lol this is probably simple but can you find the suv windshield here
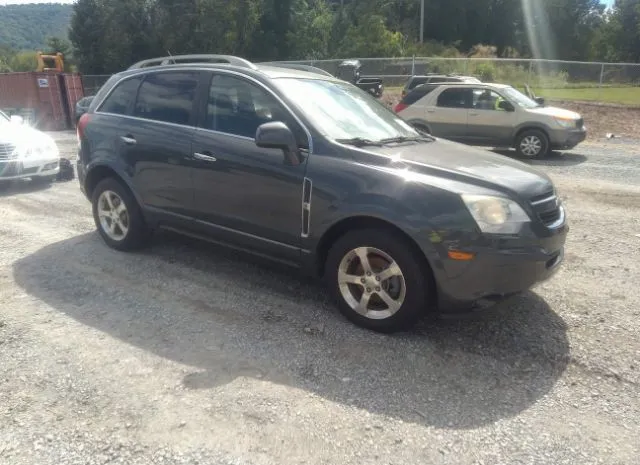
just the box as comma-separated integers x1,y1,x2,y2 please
501,86,540,109
276,78,420,142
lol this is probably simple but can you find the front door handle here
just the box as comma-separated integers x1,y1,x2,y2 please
121,135,136,145
469,112,479,116
194,152,217,162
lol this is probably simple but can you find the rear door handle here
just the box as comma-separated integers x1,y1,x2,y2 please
469,112,479,116
194,152,217,162
121,135,136,145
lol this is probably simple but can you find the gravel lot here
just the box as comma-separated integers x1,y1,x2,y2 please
1,132,639,465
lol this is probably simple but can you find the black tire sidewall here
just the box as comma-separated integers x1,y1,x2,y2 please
91,177,149,251
516,129,549,158
325,228,432,333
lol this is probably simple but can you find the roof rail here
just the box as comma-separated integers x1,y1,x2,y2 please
127,54,258,70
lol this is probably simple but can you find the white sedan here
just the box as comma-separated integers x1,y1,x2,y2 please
0,110,60,183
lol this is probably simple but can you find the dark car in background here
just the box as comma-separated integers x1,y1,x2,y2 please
76,54,568,333
401,74,481,97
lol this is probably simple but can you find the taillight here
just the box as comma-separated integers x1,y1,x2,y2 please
394,102,408,113
77,113,91,142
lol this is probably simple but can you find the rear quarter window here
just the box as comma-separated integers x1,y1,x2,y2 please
97,77,142,115
401,85,437,105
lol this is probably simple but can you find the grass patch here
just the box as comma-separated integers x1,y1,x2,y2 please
533,87,640,106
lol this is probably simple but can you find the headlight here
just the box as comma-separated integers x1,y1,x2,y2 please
462,194,530,234
555,117,576,129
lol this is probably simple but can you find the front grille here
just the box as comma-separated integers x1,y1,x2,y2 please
0,143,17,161
530,190,563,228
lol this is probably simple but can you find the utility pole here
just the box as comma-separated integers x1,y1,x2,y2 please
420,0,424,43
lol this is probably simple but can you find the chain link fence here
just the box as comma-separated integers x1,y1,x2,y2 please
82,57,640,105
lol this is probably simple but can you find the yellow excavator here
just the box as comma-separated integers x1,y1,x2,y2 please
36,52,64,72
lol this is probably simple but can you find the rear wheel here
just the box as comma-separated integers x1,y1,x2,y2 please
325,229,433,333
91,177,151,251
515,129,549,159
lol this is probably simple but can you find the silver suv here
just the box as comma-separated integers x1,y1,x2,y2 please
395,82,587,158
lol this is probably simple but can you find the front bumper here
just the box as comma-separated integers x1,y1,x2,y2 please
549,127,587,150
0,158,60,180
434,224,568,314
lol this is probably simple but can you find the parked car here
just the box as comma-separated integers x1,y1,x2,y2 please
394,82,587,158
401,74,481,98
336,60,384,98
76,54,568,333
0,110,60,183
75,96,94,125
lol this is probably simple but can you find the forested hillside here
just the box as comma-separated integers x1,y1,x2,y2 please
0,4,73,51
0,0,639,75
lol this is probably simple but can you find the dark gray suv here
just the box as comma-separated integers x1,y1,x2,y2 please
76,54,568,333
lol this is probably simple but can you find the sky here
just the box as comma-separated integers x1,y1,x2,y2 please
0,0,617,4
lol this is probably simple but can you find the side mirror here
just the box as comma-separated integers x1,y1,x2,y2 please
10,115,24,125
498,100,515,112
255,121,300,165
534,97,545,106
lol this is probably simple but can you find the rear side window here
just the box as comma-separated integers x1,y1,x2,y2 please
98,77,141,115
401,85,436,105
437,88,472,108
133,72,199,126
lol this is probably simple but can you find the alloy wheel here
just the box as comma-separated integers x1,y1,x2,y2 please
97,190,129,241
519,135,542,157
337,247,406,320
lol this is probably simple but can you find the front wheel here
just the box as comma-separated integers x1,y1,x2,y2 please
325,229,433,333
515,129,549,159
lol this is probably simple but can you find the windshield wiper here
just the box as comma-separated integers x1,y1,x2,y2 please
378,135,434,145
335,137,384,147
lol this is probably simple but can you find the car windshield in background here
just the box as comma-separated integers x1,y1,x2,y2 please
276,78,420,142
501,86,540,109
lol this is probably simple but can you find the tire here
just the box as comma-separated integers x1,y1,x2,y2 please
91,177,151,251
515,129,549,159
325,228,433,333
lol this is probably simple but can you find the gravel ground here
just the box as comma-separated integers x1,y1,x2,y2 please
1,132,639,465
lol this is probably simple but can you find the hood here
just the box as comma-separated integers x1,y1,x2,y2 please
356,138,554,200
0,122,53,147
527,105,581,119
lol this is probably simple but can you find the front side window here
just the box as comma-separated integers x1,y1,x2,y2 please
436,88,473,109
273,78,419,141
98,77,142,115
206,74,307,146
472,89,507,111
133,72,199,125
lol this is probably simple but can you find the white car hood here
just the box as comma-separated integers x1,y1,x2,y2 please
527,106,581,119
0,122,52,147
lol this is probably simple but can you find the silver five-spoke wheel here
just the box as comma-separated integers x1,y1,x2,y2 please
519,135,542,157
337,246,406,320
97,190,129,241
